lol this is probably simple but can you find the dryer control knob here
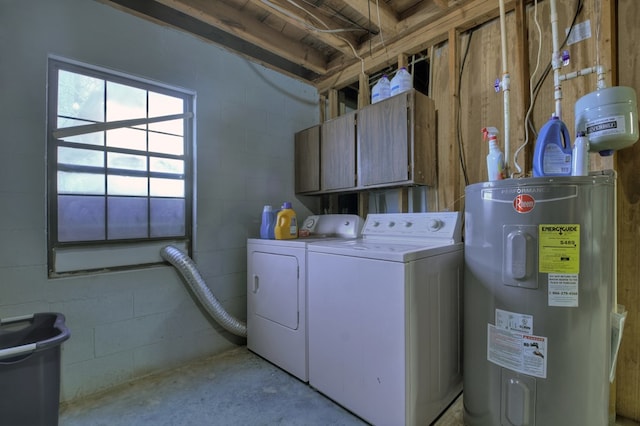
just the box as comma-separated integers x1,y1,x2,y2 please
428,219,443,231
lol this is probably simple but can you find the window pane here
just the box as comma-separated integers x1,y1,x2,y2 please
150,198,185,237
58,70,104,123
49,59,192,272
150,157,183,174
149,92,183,135
106,127,147,151
108,197,148,239
59,147,104,167
108,152,147,171
106,81,146,124
149,132,183,155
150,178,184,197
58,195,105,242
108,175,148,196
58,171,104,194
56,118,104,146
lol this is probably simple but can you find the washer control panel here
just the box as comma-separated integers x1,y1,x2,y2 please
362,212,462,242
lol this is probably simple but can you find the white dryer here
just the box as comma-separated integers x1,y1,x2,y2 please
307,212,463,426
246,214,362,382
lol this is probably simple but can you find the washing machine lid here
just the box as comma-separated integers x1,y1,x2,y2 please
308,212,462,262
308,238,461,262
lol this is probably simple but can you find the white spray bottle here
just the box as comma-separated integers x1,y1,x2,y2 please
483,127,505,181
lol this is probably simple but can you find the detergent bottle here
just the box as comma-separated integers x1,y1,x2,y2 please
259,205,276,239
533,116,572,177
483,127,505,181
274,202,298,240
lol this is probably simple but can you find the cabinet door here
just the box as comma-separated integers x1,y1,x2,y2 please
358,93,410,186
321,112,356,191
294,125,320,193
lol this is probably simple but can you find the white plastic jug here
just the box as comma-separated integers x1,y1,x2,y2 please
390,67,412,96
371,75,390,104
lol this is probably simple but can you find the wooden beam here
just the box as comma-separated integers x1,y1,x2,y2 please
444,27,461,212
358,72,370,108
328,89,339,119
155,0,329,75
316,0,509,92
248,0,359,57
395,0,447,34
348,0,399,38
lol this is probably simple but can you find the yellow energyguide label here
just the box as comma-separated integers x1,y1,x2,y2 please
538,224,580,273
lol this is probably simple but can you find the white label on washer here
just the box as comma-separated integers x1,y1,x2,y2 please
487,324,548,378
548,273,579,307
495,309,533,335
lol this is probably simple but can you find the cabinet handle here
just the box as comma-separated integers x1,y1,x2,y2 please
253,274,259,293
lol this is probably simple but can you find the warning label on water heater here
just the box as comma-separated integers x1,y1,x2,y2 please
487,323,548,378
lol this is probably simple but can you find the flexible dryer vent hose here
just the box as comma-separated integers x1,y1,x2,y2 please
160,245,247,338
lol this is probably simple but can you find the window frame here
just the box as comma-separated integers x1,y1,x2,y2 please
46,56,195,277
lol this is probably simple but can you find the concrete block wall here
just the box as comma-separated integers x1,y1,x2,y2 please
0,0,319,402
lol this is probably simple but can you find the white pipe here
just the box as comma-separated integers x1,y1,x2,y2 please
498,0,511,175
596,65,606,89
550,0,563,119
559,65,599,82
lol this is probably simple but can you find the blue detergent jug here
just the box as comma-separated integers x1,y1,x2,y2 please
259,205,276,239
533,117,573,177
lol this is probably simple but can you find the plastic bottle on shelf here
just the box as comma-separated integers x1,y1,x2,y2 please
483,127,505,181
571,131,590,176
371,75,390,104
533,116,573,177
259,205,276,239
274,202,298,240
390,67,412,96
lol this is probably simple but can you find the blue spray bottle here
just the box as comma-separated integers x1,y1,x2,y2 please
533,116,573,177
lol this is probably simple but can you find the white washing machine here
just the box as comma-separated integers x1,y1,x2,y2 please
246,214,362,382
307,212,463,426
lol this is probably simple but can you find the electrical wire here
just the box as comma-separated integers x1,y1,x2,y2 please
375,0,387,53
512,0,543,176
527,0,584,136
261,0,366,34
261,0,368,71
297,0,376,34
457,31,474,187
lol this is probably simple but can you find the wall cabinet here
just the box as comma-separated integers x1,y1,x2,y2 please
294,89,435,194
294,125,320,193
358,89,436,188
321,111,356,191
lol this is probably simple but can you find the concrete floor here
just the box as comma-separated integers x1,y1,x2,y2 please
59,346,462,426
59,346,636,426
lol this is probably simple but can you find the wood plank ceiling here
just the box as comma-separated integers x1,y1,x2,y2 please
100,0,479,92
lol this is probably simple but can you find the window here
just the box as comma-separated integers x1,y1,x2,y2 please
47,58,194,276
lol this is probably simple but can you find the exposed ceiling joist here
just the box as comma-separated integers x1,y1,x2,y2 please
101,0,508,91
